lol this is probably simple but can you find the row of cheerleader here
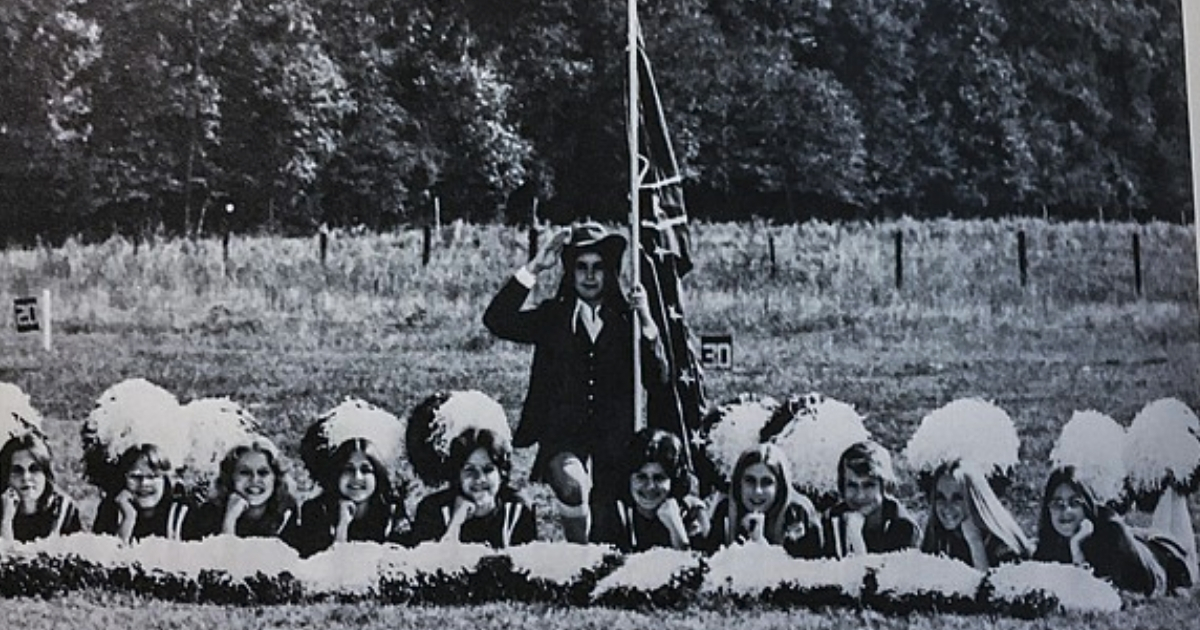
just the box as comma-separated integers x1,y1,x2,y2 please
0,380,1196,599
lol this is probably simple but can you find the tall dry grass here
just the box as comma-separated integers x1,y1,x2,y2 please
1,220,1195,338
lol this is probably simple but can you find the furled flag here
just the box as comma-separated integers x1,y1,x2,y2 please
634,32,707,472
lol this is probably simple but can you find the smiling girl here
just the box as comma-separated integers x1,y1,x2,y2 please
0,434,83,542
412,428,536,548
920,459,1032,569
1033,466,1192,596
183,438,297,540
591,428,704,552
93,444,190,543
702,444,823,557
284,438,410,557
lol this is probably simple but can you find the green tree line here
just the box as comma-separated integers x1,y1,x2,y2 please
0,0,1190,244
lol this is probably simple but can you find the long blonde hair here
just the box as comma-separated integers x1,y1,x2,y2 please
923,459,1033,560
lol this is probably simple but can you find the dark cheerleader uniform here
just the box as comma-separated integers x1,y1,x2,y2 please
282,494,410,557
181,498,297,541
93,494,190,541
592,498,703,553
702,495,824,558
821,496,921,558
9,489,83,542
411,487,536,549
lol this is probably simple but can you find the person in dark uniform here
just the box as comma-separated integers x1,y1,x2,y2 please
483,222,667,543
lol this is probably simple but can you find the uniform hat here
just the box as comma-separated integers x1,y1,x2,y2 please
560,221,627,265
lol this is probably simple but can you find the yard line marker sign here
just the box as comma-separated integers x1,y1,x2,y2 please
12,289,52,351
700,334,733,370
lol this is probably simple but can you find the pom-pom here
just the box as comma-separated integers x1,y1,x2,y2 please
406,390,510,486
591,548,703,608
180,397,259,482
868,549,985,613
903,398,1020,482
300,398,407,484
506,542,613,586
0,382,43,440
1124,398,1200,497
701,542,805,599
699,394,779,485
770,393,871,498
81,379,189,489
1050,410,1127,504
984,561,1122,615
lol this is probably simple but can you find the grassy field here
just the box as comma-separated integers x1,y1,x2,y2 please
1,219,1198,627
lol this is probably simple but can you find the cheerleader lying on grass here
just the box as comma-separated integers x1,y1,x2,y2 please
1034,465,1192,596
700,443,822,557
921,459,1032,570
412,427,536,548
92,444,191,543
284,437,411,557
0,434,83,542
591,428,705,552
182,438,298,540
821,440,921,558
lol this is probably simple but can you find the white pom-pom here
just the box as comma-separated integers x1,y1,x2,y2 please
986,561,1123,613
390,541,492,578
429,390,510,457
1050,410,1127,503
1124,398,1200,494
591,548,700,597
772,394,870,495
703,396,779,482
87,378,189,468
903,398,1020,478
320,398,407,465
181,397,259,478
872,549,984,600
0,382,43,440
293,541,410,595
701,543,806,596
506,542,612,585
126,536,300,579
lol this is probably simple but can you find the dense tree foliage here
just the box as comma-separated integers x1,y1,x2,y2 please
0,0,1191,243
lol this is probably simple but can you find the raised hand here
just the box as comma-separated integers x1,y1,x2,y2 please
222,493,250,534
0,488,18,521
741,512,767,544
334,499,357,542
115,489,139,519
451,495,477,524
528,227,572,274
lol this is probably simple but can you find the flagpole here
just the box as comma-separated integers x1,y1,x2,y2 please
628,0,645,432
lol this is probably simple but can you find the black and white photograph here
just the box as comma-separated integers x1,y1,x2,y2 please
1,0,1199,627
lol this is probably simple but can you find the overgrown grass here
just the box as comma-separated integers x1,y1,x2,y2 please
0,591,1197,630
0,219,1198,625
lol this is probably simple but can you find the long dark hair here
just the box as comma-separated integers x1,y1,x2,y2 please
319,438,405,508
0,433,57,510
1033,465,1098,561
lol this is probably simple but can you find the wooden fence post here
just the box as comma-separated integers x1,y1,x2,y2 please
1017,230,1028,287
768,233,777,279
1133,232,1143,297
319,225,329,267
894,230,903,290
422,224,432,267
